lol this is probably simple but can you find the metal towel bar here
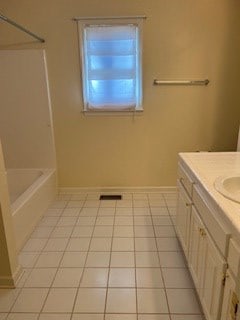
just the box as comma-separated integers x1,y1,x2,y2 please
153,79,209,86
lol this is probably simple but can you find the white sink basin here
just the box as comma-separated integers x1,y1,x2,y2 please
214,174,240,204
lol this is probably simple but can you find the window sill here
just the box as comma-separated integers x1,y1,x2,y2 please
81,109,143,116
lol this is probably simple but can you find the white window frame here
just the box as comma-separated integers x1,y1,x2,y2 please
77,17,144,113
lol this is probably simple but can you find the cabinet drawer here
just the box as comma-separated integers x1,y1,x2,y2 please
228,239,240,281
178,163,194,198
193,185,230,257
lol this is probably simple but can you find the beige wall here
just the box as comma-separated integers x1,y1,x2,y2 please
1,0,240,187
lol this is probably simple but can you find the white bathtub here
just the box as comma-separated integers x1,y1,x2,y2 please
7,169,57,252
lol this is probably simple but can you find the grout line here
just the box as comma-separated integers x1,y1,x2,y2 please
103,195,117,320
11,191,205,320
148,192,171,316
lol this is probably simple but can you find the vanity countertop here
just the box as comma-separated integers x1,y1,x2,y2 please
179,152,240,240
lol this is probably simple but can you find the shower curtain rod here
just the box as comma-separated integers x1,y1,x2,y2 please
0,13,45,43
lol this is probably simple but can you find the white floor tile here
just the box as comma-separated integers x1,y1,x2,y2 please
84,200,100,208
12,288,48,312
134,216,152,225
30,227,53,238
90,238,112,251
158,252,186,267
138,315,170,320
133,208,151,216
114,226,134,237
166,289,202,314
110,252,135,267
115,216,134,225
22,239,48,252
0,289,20,312
66,201,84,208
106,288,136,313
95,217,114,226
57,217,77,227
115,208,133,216
18,253,39,268
80,268,108,287
135,252,160,267
24,268,56,288
76,216,96,226
162,268,194,288
171,316,204,320
105,315,137,320
80,208,98,216
62,208,80,216
93,226,113,237
136,268,163,287
66,238,91,251
43,288,77,312
71,194,87,200
71,226,94,237
35,252,63,268
137,288,168,313
152,216,173,225
150,207,169,215
98,209,115,216
156,238,181,251
133,200,149,208
6,314,39,320
72,315,103,320
39,314,71,320
74,288,106,313
50,226,73,238
43,238,68,252
135,238,157,251
154,226,175,237
108,268,135,287
39,217,59,227
60,252,87,267
134,226,155,237
116,200,133,208
86,252,110,267
14,192,205,319
112,238,134,251
99,200,116,208
52,268,83,287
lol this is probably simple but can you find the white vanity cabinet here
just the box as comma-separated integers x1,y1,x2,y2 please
221,239,240,320
176,181,192,257
189,204,227,320
176,157,236,320
221,270,239,320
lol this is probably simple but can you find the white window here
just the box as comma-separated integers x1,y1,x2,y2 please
77,18,143,112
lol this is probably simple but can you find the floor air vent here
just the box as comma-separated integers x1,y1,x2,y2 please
99,195,122,200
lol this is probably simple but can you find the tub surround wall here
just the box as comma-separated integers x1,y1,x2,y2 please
0,49,56,169
0,142,21,287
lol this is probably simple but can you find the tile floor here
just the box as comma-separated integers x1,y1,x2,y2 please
0,192,205,320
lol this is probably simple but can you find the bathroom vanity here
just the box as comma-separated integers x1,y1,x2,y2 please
176,152,240,320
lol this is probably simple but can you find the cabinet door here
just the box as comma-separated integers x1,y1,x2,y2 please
201,232,227,320
188,206,206,295
176,181,192,257
221,271,239,320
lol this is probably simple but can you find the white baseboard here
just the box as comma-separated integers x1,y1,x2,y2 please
58,186,177,194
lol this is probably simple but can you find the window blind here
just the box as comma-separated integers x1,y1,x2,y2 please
82,24,141,111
